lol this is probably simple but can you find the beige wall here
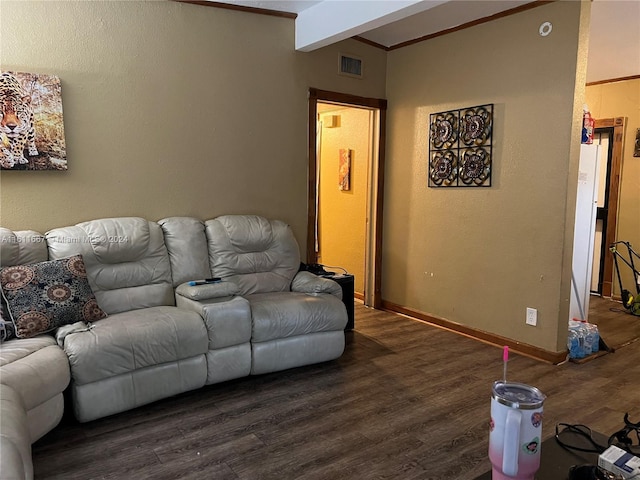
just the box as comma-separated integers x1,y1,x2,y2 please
586,79,640,297
0,1,387,253
318,106,371,293
1,0,600,355
382,1,590,353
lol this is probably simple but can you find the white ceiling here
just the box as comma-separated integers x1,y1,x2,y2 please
212,0,640,84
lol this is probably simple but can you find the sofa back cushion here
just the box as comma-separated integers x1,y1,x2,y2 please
0,228,48,341
158,217,211,287
45,217,174,314
205,215,300,295
0,228,47,267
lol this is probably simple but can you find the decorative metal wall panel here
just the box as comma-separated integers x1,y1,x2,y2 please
428,104,493,187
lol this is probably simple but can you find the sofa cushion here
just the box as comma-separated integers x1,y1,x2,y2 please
58,306,208,385
248,292,347,343
158,217,211,287
205,215,300,296
46,218,175,314
0,227,49,343
0,255,107,338
0,335,70,412
291,271,343,297
0,384,32,480
0,228,48,267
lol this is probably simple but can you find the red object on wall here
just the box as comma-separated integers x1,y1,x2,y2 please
582,106,594,144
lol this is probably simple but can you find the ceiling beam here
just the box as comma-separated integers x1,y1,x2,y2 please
295,0,448,52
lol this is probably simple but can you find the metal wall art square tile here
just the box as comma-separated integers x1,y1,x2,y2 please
429,104,493,187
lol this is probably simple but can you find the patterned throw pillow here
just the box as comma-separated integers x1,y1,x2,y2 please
0,255,107,338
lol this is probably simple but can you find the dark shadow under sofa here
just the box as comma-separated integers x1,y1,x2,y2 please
0,215,347,480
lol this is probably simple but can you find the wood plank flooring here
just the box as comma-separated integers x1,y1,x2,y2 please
32,302,640,480
588,295,640,351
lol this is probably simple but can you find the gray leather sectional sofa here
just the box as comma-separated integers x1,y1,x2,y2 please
0,215,347,480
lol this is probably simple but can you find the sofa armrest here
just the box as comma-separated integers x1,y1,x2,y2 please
291,271,342,299
0,384,32,480
175,281,239,301
175,295,251,350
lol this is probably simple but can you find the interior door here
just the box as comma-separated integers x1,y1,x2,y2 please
592,117,625,298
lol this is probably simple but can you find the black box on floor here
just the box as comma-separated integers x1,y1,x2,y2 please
329,274,354,331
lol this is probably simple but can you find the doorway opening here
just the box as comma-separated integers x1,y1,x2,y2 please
592,117,625,298
307,89,387,309
590,126,614,295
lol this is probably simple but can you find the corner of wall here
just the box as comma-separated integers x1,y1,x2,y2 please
557,0,593,351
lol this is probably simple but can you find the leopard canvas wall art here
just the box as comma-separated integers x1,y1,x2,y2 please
0,71,67,170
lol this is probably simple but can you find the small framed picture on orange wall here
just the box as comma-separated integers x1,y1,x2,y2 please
339,148,351,191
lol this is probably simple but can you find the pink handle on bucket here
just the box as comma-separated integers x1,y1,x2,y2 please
502,409,521,477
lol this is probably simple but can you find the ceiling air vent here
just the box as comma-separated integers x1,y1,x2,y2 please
339,54,363,78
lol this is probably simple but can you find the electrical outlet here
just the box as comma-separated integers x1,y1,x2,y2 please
526,307,537,326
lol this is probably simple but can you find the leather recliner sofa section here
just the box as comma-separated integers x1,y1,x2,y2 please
205,215,347,374
160,215,347,376
45,217,210,423
0,229,71,480
0,215,347,480
158,216,253,386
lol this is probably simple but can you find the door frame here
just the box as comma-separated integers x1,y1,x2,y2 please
594,116,625,298
307,88,387,309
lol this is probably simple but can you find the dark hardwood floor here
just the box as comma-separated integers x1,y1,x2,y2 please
588,294,640,351
32,301,640,480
